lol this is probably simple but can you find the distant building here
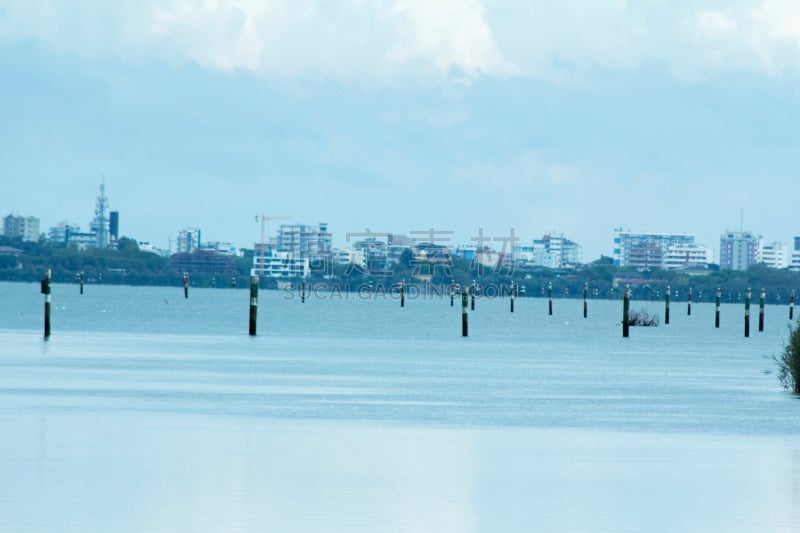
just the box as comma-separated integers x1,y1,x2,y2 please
275,222,331,265
514,234,582,268
253,251,310,278
51,184,116,249
177,227,201,254
719,231,762,271
663,243,715,270
48,221,77,244
790,250,800,272
352,237,389,273
201,241,242,257
253,222,331,277
138,241,170,257
109,211,119,243
0,244,23,256
613,229,708,269
386,234,415,266
333,248,366,268
69,231,100,249
761,241,789,269
170,249,237,275
3,213,40,241
453,245,499,268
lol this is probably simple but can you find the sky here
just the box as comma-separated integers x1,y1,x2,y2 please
1,0,799,261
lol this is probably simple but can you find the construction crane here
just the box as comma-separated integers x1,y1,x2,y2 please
255,214,292,275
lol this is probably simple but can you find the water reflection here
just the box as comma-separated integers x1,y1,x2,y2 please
3,413,800,532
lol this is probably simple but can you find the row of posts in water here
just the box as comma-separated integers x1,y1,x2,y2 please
621,284,794,338
39,272,796,339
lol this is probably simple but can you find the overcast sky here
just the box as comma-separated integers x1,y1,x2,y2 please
2,0,799,260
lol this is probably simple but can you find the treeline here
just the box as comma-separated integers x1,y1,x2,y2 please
0,236,253,287
2,235,799,301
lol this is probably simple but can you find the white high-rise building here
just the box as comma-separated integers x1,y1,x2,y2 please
3,213,40,241
790,251,800,271
613,229,706,269
761,241,789,269
176,227,201,253
513,234,582,268
663,243,715,270
253,222,332,277
47,221,81,244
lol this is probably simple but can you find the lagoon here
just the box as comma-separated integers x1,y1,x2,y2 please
1,282,798,531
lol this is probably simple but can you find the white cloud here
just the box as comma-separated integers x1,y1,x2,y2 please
388,0,517,76
696,11,738,36
125,0,513,80
2,1,800,81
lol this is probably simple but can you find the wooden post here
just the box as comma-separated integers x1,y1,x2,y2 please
79,271,84,295
249,275,258,336
759,288,765,332
548,282,553,316
41,269,51,339
744,287,751,338
183,272,189,299
450,283,454,307
231,276,236,288
461,288,468,337
400,279,405,307
715,288,721,328
623,285,630,338
791,290,795,321
687,287,692,316
583,282,588,318
301,279,306,303
664,285,670,325
470,280,476,311
510,282,515,313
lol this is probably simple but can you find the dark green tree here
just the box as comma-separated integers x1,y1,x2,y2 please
776,320,800,393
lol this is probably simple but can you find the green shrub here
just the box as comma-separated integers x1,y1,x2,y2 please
776,320,800,393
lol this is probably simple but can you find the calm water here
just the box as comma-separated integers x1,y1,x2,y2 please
1,281,799,532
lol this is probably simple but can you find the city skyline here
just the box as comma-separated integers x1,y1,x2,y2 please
3,183,798,267
2,2,800,260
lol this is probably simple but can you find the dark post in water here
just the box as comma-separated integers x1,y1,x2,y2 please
470,280,476,311
301,279,306,303
400,279,405,308
510,282,515,313
79,271,84,295
744,287,751,338
622,285,630,338
687,287,692,316
450,283,455,307
758,288,765,332
665,285,670,325
249,275,258,336
715,288,721,328
461,288,468,337
791,290,795,321
548,282,553,316
583,282,588,319
183,272,189,299
41,269,51,339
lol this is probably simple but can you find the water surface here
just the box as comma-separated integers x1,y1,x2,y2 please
1,282,798,531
